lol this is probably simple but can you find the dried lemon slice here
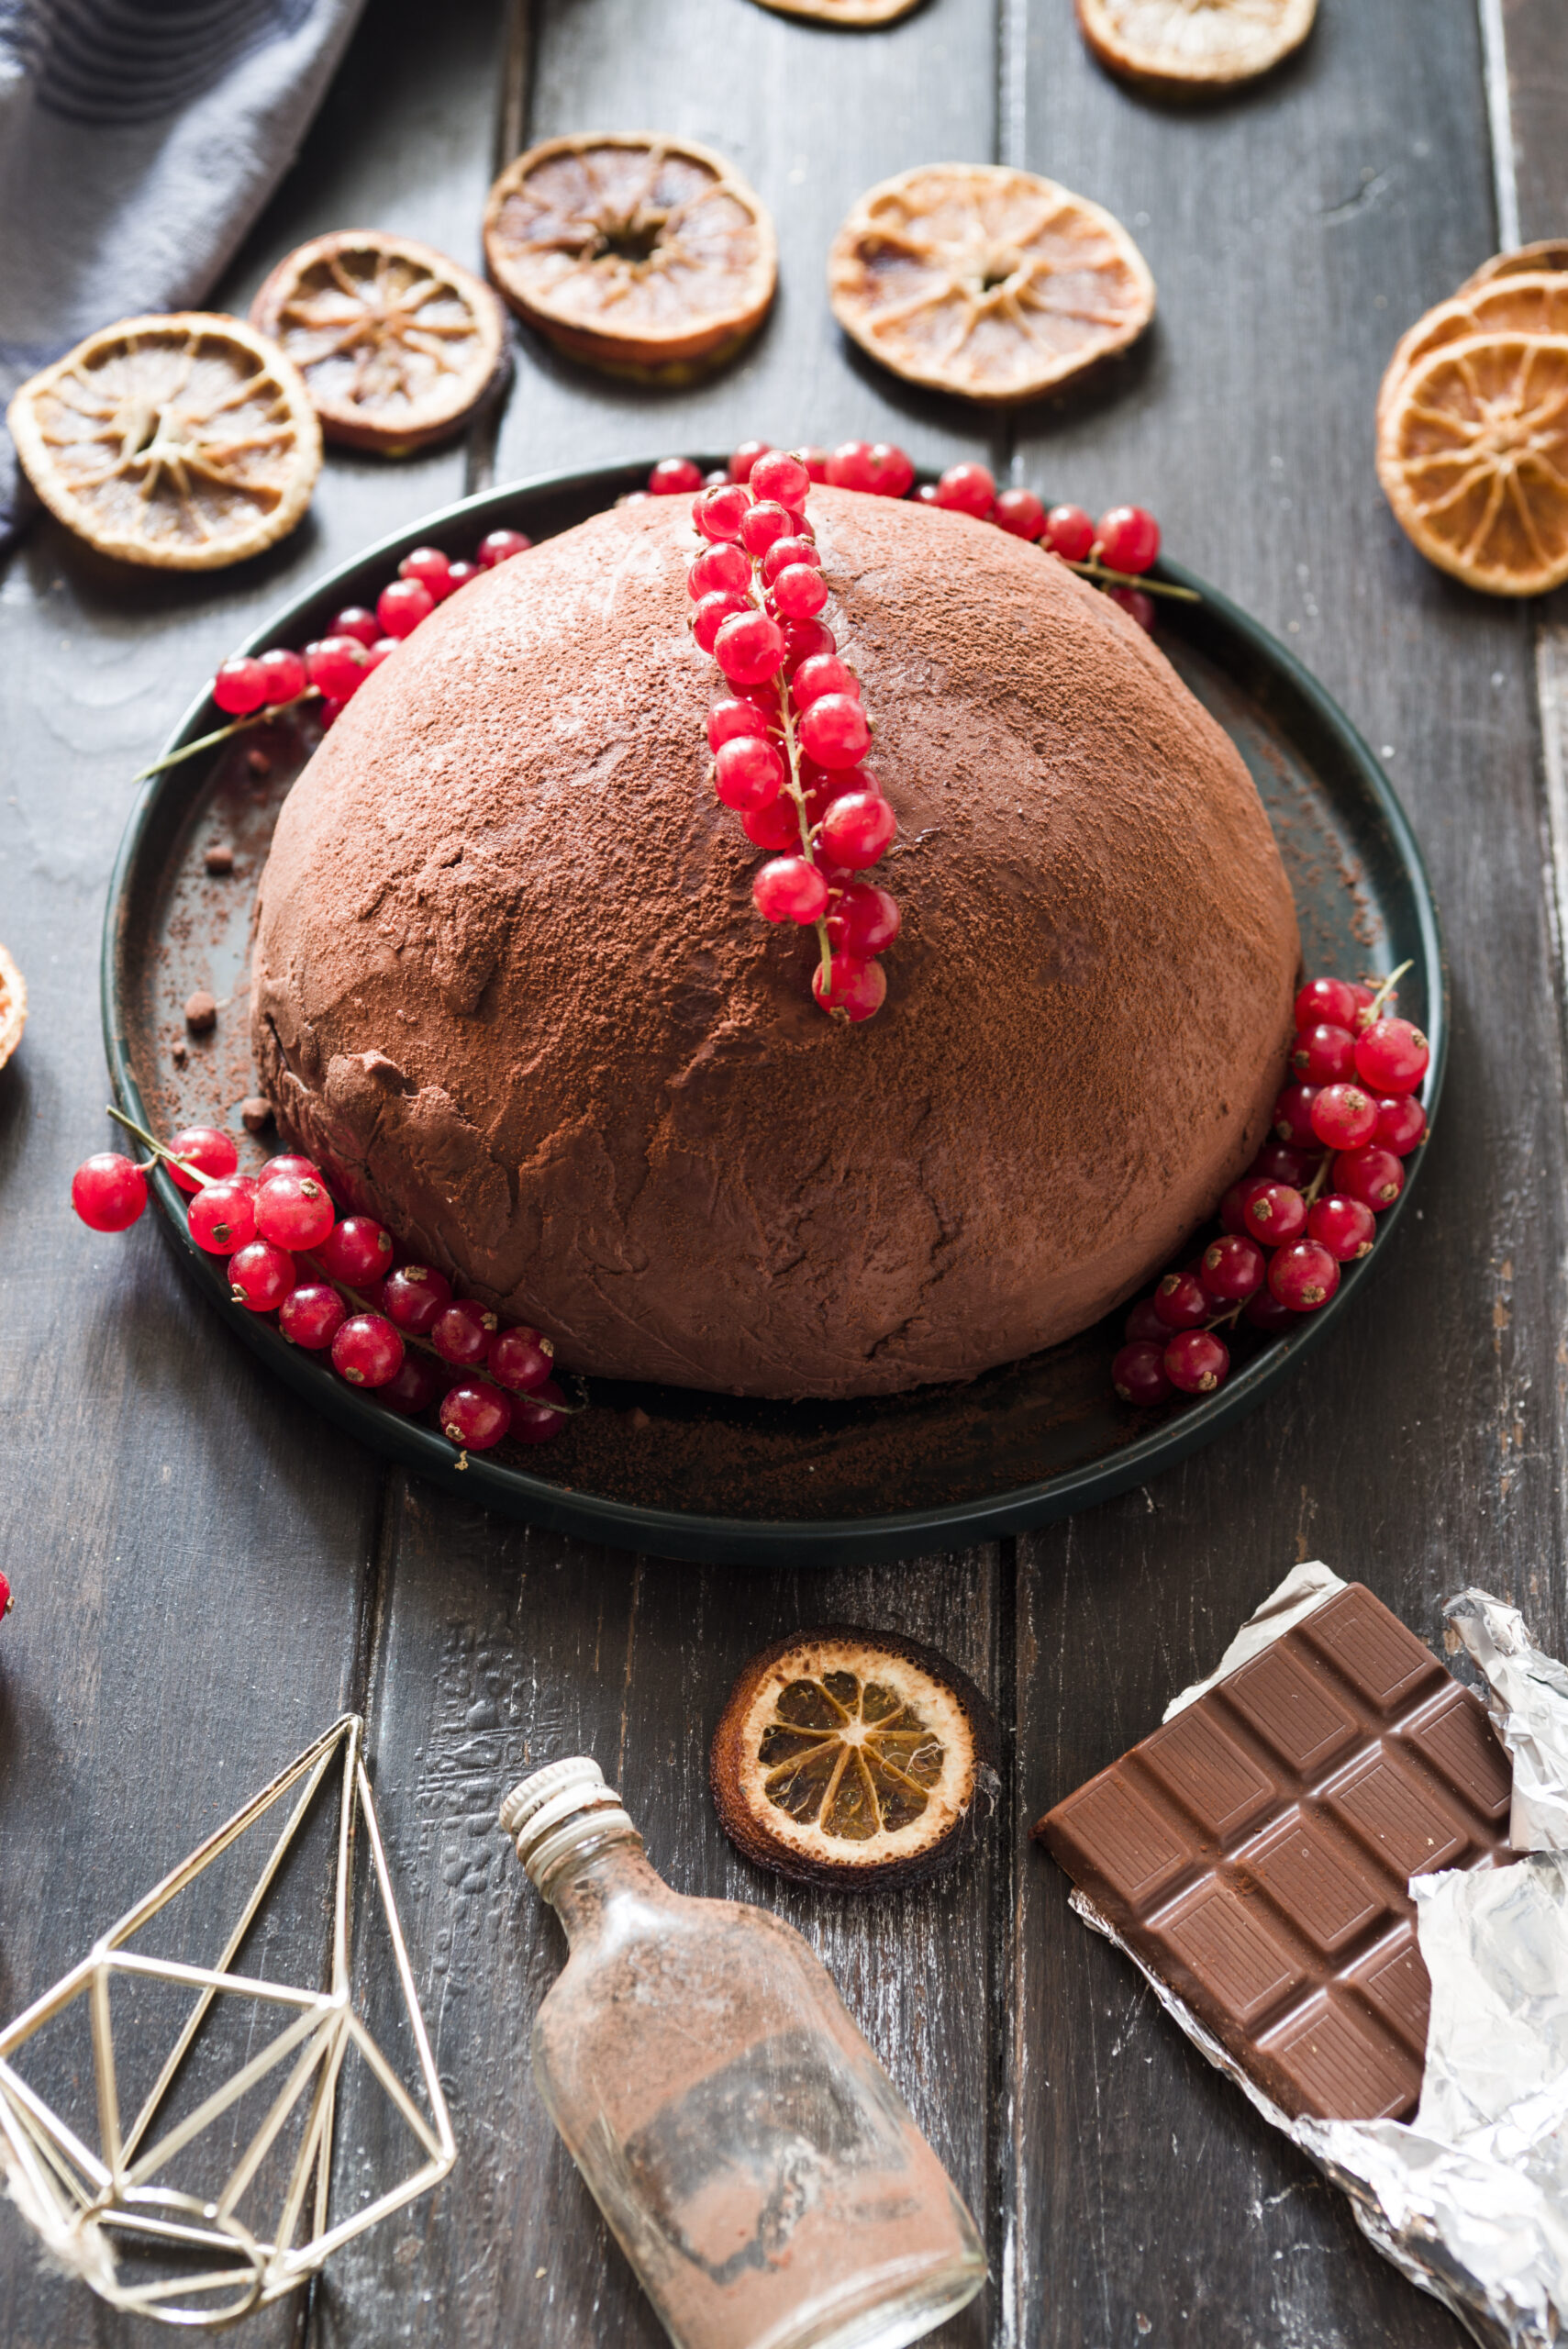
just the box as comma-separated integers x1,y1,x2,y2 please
750,0,918,19
709,1626,999,1887
0,945,27,1072
1461,241,1568,296
250,230,506,456
827,163,1153,405
484,133,776,382
1075,0,1316,91
6,314,319,571
1377,275,1568,431
1376,333,1568,597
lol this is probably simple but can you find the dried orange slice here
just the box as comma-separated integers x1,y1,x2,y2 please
249,231,506,456
1075,0,1316,90
0,945,26,1072
6,314,319,571
1377,275,1568,431
709,1626,999,1887
750,0,918,19
484,134,776,382
1462,241,1568,295
1376,334,1568,597
827,163,1153,405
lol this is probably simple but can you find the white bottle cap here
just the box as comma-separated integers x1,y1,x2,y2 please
499,1756,638,1888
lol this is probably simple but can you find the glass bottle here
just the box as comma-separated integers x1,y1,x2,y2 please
500,1756,986,2349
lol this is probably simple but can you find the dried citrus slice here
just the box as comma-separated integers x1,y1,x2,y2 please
484,134,776,382
0,944,27,1072
6,315,319,571
709,1626,999,1887
1462,241,1568,295
1377,275,1568,431
827,163,1153,405
249,231,506,456
1075,0,1316,90
1376,333,1568,597
750,0,918,19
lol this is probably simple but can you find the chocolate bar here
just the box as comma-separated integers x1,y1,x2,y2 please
1036,1582,1513,2121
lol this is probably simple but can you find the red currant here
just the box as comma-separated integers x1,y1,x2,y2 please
915,484,940,506
279,1282,346,1349
742,796,802,852
799,694,870,769
706,694,773,751
934,462,995,518
819,791,896,869
1107,586,1156,632
689,542,751,600
446,561,481,592
1294,976,1356,1030
693,589,751,654
254,1173,335,1251
1273,1084,1322,1149
260,1153,319,1186
376,579,433,639
1201,1234,1264,1302
650,456,703,495
315,1214,394,1286
826,441,877,492
750,450,811,508
1241,1181,1307,1246
1355,1018,1429,1092
1153,1270,1209,1330
1249,1140,1315,1187
488,1324,554,1393
1043,505,1095,562
378,1353,444,1413
715,609,785,685
476,529,530,567
728,440,772,484
400,546,453,601
780,619,836,674
256,645,307,704
330,606,380,648
304,636,369,700
772,563,829,620
189,1176,257,1254
1332,1146,1405,1209
827,882,900,958
1307,1194,1375,1262
791,655,859,708
762,535,821,587
1245,1289,1296,1332
229,1240,296,1311
740,500,795,557
439,1381,511,1450
754,856,828,925
811,952,886,1021
1112,1341,1173,1406
365,639,398,671
865,443,916,497
1269,1240,1340,1311
432,1297,499,1366
1374,1094,1427,1155
1164,1330,1229,1394
331,1312,405,1387
380,1264,453,1334
695,484,751,541
1218,1180,1259,1236
714,735,785,811
798,448,830,484
510,1378,568,1443
1310,1083,1378,1151
166,1126,239,1193
1125,1296,1168,1343
214,655,268,717
992,488,1046,540
1097,505,1160,573
1290,1022,1356,1083
72,1152,148,1231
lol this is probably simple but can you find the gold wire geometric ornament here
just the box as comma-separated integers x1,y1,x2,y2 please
0,1715,455,2327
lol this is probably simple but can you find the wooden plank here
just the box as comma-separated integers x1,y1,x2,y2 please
1007,1,1561,2343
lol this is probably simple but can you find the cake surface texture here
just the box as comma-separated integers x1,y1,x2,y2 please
251,489,1299,1398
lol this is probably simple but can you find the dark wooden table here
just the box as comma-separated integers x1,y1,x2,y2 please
3,2,1565,2342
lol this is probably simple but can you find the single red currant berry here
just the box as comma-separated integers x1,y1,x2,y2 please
1268,1240,1340,1312
400,546,453,600
812,952,886,1021
446,560,481,591
315,1214,394,1287
827,882,900,958
1307,1194,1376,1262
511,1378,568,1443
1201,1234,1264,1302
1290,1022,1356,1083
229,1239,297,1312
650,455,703,495
1218,1179,1260,1236
431,1297,499,1366
797,447,830,483
1245,1288,1296,1332
780,619,837,674
378,1353,444,1414
1294,976,1359,1030
214,655,269,717
750,449,811,508
1043,505,1095,562
304,636,369,700
791,655,859,708
1248,1141,1315,1187
728,439,773,484
331,1312,405,1387
740,500,795,557
1355,1017,1429,1092
742,796,802,852
707,695,775,751
166,1126,239,1193
1112,1340,1173,1406
376,578,433,638
689,542,751,600
1107,586,1156,632
772,563,829,620
993,488,1046,540
702,469,728,488
864,442,916,498
380,1264,453,1334
279,1282,347,1349
826,440,877,492
934,462,995,518
1375,1094,1427,1154
439,1381,511,1450
762,535,821,587
364,638,397,671
695,483,752,541
254,1173,336,1251
189,1176,258,1255
1153,1270,1209,1330
798,693,871,768
252,651,306,714
1125,1296,1169,1344
714,735,786,811
259,1153,319,1186
317,697,345,730
715,609,785,685
753,856,828,924
1273,1083,1322,1149
1332,1145,1405,1209
1241,1181,1307,1246
1163,1329,1229,1394
72,1152,149,1231
915,483,940,506
693,589,751,653
330,606,380,648
488,1324,555,1393
476,529,530,567
1310,1083,1378,1151
819,791,896,869
1097,505,1160,573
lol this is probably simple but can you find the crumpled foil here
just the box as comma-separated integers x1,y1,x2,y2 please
1069,1575,1568,2349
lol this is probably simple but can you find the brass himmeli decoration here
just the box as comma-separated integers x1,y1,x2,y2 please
0,1715,455,2326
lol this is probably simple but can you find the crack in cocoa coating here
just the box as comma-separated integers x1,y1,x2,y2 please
250,488,1298,1399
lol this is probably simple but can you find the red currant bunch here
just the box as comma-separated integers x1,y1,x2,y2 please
1112,963,1428,1409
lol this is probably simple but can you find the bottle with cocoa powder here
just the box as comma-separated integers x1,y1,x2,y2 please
500,1757,986,2349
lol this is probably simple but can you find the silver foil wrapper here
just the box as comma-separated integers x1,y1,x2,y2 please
1069,1573,1568,2349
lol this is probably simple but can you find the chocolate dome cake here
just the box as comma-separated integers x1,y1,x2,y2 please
251,489,1298,1399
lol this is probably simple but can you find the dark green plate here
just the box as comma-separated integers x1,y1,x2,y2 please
103,458,1444,1566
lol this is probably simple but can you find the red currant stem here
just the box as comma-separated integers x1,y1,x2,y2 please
1366,958,1413,1021
105,1105,215,1188
131,689,321,783
1301,1154,1335,1210
1062,556,1200,603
